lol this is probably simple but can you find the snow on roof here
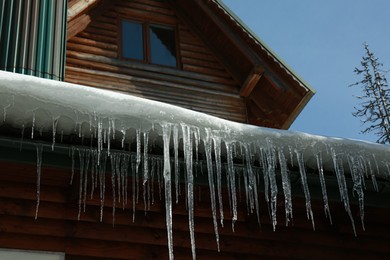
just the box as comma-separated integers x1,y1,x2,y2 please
0,71,388,176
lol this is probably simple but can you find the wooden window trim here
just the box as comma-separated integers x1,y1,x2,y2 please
118,17,181,69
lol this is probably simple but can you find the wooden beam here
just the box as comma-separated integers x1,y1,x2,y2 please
67,0,101,22
67,0,115,41
240,65,264,97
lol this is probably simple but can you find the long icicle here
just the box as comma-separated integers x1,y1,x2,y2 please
244,143,261,226
331,148,356,236
173,125,180,204
348,155,365,230
225,142,238,231
212,136,224,227
204,128,220,251
143,131,149,213
295,150,315,230
278,150,293,226
181,123,196,260
315,151,332,224
162,123,174,260
35,144,43,220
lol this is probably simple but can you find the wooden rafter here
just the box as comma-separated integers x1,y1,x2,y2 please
67,0,101,22
240,65,264,97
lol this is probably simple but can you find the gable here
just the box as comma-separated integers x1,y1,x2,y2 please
66,0,247,123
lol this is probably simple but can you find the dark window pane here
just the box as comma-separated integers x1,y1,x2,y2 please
149,25,177,67
122,21,144,60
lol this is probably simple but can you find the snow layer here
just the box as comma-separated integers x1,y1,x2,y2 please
1,71,390,259
1,71,389,177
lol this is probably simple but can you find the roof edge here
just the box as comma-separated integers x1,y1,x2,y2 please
215,0,316,95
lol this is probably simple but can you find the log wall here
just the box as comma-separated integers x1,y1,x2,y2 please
1,159,390,259
65,0,247,123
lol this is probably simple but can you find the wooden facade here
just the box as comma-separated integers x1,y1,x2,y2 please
65,0,314,129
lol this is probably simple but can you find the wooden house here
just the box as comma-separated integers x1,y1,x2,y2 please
1,0,390,259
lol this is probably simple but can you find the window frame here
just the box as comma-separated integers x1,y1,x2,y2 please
119,18,180,69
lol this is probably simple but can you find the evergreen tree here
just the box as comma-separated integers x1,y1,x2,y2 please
350,43,390,144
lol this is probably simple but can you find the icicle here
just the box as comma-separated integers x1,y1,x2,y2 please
78,122,82,138
136,129,141,204
225,142,237,231
31,110,36,139
121,129,126,149
111,118,116,139
107,119,111,156
173,124,180,204
143,131,149,213
315,151,332,224
369,155,379,192
162,123,174,260
212,136,224,227
35,144,43,220
116,154,122,205
99,153,107,222
3,102,12,122
70,147,76,184
258,147,271,218
157,158,163,201
110,153,117,226
90,149,97,199
83,149,91,213
204,128,220,251
122,153,130,207
278,150,293,226
243,143,261,226
131,155,137,223
265,140,277,230
331,148,356,236
194,127,200,163
77,149,85,220
151,158,156,205
181,123,196,259
97,118,103,166
348,155,365,230
295,150,315,230
52,117,59,151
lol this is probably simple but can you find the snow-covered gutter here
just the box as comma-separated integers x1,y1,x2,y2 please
1,71,390,259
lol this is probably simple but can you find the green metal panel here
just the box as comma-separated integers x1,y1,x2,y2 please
59,0,68,81
0,0,67,81
0,0,13,70
19,0,31,75
36,0,47,78
27,0,40,76
0,0,5,45
12,0,23,73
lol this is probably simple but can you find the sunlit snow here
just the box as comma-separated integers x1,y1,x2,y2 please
1,71,390,259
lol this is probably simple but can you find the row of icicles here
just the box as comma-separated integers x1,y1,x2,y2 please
22,117,378,260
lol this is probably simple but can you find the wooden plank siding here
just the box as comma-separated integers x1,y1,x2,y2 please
65,0,246,124
1,160,390,259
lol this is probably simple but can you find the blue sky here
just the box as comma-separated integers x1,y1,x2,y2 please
223,0,390,142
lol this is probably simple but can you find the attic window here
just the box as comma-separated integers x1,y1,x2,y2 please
121,20,178,67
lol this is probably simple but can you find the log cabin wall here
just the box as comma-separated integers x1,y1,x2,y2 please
1,158,390,259
65,0,247,123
